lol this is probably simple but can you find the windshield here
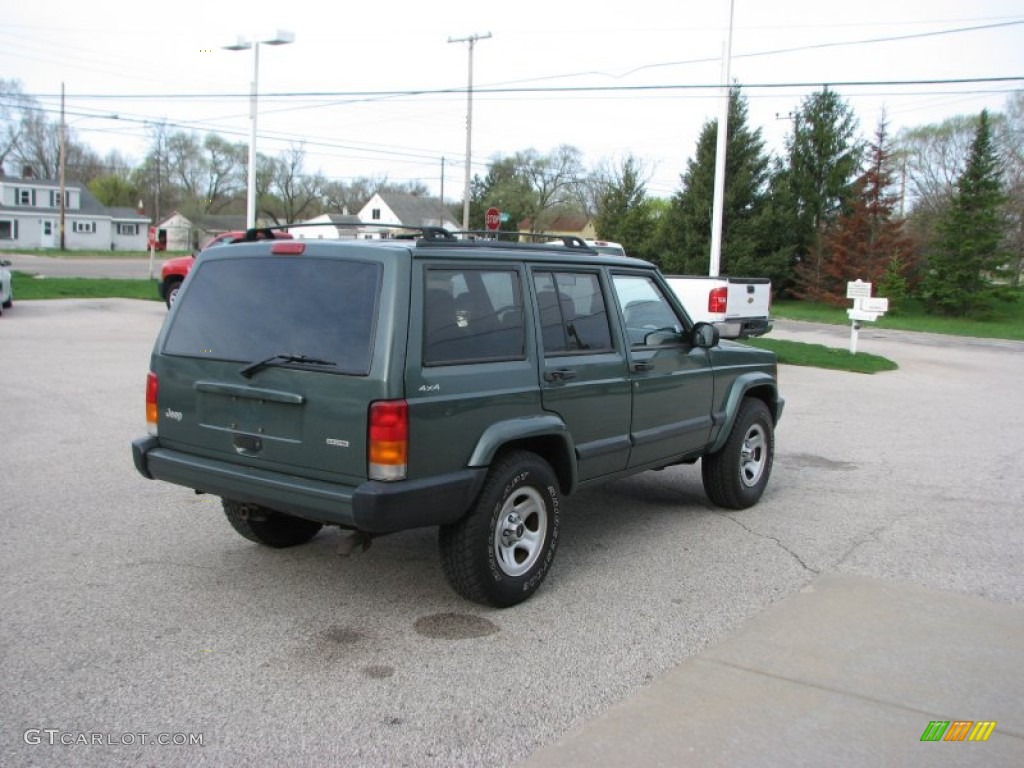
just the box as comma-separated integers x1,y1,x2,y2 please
164,256,382,375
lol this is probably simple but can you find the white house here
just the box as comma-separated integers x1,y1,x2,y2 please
357,193,460,236
155,212,251,251
0,172,149,251
289,212,363,240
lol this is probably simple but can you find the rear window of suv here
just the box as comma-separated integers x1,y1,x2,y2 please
164,257,382,375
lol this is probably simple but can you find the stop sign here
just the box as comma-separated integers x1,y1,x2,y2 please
485,207,501,231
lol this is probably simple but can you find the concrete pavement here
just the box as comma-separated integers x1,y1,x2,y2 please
523,574,1024,767
2,252,157,279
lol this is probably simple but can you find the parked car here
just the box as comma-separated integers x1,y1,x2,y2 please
0,259,13,316
665,275,773,339
158,229,293,308
133,231,783,606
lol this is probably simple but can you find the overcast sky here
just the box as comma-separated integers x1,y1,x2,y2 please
2,0,1022,201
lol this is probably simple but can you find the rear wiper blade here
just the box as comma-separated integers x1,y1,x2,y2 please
239,353,336,379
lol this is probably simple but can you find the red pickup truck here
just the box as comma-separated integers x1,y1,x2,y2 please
159,229,293,307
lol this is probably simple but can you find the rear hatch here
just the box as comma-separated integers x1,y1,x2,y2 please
152,243,406,486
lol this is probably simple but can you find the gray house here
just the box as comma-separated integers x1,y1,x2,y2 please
0,172,149,251
357,192,460,236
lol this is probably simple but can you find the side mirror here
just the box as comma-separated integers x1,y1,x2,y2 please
692,322,720,349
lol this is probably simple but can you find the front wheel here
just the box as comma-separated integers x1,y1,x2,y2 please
439,451,560,607
164,279,182,309
702,398,775,509
223,499,323,548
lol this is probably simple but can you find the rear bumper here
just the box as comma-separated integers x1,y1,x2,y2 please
715,316,773,340
132,437,485,534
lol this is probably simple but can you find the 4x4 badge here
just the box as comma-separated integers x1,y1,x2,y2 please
418,384,440,393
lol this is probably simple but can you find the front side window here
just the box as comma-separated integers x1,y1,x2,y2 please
423,268,524,365
612,274,684,347
164,258,382,375
534,271,613,354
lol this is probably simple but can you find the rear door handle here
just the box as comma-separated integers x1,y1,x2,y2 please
544,369,578,382
633,362,654,372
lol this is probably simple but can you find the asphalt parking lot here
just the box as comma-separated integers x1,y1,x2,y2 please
1,298,1022,766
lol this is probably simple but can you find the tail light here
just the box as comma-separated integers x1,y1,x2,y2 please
368,400,408,481
708,286,728,314
146,372,159,436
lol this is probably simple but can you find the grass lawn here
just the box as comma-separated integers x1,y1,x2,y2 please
773,297,1024,341
6,248,188,259
742,337,898,374
11,271,160,301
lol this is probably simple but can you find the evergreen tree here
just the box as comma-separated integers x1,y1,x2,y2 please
922,110,1006,316
594,155,659,261
656,87,772,275
786,88,863,298
803,117,916,305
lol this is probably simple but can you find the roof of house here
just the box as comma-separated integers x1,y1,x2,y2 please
0,175,148,220
373,193,458,227
321,213,362,226
518,213,592,232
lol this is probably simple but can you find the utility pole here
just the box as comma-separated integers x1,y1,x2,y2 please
448,32,491,230
59,82,66,251
439,156,446,227
708,0,734,277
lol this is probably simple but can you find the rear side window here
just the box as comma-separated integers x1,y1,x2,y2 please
164,257,382,375
423,268,525,365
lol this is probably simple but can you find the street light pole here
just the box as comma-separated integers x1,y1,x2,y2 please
225,31,295,230
448,32,491,230
708,0,735,277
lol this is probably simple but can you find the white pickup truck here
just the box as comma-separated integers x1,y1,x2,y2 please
666,276,772,339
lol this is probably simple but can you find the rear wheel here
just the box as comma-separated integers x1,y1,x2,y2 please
439,451,560,607
222,499,323,548
702,398,774,509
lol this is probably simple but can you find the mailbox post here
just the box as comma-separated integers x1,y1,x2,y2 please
846,280,888,354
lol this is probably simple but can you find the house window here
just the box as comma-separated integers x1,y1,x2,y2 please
72,221,96,234
49,190,70,208
116,223,139,236
16,188,36,206
371,208,381,220
0,220,18,239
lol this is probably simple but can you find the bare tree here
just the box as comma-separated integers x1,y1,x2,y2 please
514,145,587,231
1,78,31,172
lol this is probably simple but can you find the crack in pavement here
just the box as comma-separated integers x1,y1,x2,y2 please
714,512,820,574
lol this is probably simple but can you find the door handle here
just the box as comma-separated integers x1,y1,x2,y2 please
544,369,578,382
633,362,654,372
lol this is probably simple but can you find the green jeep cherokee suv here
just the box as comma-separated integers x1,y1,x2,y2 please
132,230,783,607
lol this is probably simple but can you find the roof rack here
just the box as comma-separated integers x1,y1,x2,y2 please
441,230,596,249
239,221,458,242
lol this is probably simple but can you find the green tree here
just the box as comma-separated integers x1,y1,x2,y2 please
88,173,140,208
922,110,1006,316
593,154,659,260
655,87,773,276
786,88,863,298
998,91,1024,287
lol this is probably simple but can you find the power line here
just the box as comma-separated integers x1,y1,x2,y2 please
21,75,1024,101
